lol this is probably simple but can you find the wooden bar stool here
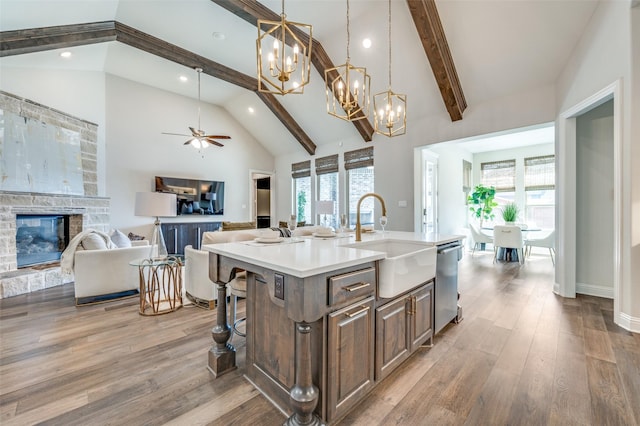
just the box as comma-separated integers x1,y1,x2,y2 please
228,271,247,341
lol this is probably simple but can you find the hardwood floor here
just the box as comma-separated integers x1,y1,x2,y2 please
1,250,638,425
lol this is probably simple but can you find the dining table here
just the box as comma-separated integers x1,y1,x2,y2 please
481,225,542,262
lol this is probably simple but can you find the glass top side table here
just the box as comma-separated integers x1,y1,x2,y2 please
130,255,184,315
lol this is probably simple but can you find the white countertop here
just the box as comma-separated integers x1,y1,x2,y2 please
202,230,464,278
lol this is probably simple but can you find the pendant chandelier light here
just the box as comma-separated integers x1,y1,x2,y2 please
325,0,371,122
257,0,313,95
374,0,406,137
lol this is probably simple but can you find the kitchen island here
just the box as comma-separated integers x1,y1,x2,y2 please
203,231,463,425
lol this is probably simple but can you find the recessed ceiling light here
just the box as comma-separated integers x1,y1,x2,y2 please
248,107,255,114
179,75,188,82
60,51,72,58
212,32,226,41
362,38,372,49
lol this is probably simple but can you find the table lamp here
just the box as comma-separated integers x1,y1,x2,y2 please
135,192,177,259
317,200,335,230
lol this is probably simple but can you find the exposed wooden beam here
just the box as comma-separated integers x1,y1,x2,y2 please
406,0,467,121
0,21,317,155
0,21,117,56
210,0,375,142
255,92,316,155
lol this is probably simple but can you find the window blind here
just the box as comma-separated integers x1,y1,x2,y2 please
291,160,311,179
481,159,516,192
525,155,555,190
315,154,339,175
344,147,374,170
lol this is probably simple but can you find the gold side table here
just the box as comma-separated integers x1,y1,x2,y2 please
130,256,183,315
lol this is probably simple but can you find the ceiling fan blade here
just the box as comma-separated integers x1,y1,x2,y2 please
162,132,190,137
205,139,224,147
189,127,204,137
183,140,194,145
202,135,231,140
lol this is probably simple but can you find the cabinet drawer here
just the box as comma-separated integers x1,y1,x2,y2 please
329,267,375,305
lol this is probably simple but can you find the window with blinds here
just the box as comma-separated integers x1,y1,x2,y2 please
525,155,555,229
316,155,339,229
291,160,312,223
525,155,555,190
344,147,374,170
291,160,311,179
344,147,374,227
315,154,339,175
481,159,516,192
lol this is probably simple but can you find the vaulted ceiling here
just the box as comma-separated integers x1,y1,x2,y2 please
0,0,599,157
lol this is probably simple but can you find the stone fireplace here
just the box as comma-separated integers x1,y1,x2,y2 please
0,91,110,298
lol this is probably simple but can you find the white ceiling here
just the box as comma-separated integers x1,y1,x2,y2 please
0,0,598,157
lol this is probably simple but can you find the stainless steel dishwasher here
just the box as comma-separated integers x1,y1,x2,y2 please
435,240,462,334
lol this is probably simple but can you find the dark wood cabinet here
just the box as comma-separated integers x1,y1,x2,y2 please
161,221,221,255
327,296,375,422
375,280,434,381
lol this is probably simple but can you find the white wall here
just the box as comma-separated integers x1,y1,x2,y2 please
105,75,275,236
556,0,639,329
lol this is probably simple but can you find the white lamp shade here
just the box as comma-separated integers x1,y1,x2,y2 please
135,192,177,217
205,192,216,201
317,200,335,215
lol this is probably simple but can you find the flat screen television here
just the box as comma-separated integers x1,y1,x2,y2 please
155,176,224,215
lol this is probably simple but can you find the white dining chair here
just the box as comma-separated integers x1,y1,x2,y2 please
493,225,525,264
524,229,556,265
469,223,493,255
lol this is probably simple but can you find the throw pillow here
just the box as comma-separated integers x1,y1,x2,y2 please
81,233,109,250
110,229,132,248
222,221,256,231
128,232,145,241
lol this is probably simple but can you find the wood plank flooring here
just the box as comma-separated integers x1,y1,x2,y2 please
1,250,638,425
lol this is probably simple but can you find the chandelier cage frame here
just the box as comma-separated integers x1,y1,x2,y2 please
257,0,313,95
373,0,407,137
325,0,371,122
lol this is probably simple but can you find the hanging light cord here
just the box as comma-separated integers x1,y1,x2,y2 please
346,0,351,61
388,0,392,88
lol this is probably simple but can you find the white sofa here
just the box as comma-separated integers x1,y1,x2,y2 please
184,229,262,309
74,240,150,305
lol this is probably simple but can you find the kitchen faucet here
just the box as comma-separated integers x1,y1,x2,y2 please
355,193,387,242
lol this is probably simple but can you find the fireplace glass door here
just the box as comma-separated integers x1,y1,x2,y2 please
16,215,68,268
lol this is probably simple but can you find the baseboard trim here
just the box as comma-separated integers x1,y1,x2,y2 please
617,312,640,333
576,282,614,299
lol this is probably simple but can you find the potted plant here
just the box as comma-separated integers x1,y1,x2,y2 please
468,185,498,227
501,202,520,224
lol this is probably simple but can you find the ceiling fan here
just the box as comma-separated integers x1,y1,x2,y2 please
162,67,231,149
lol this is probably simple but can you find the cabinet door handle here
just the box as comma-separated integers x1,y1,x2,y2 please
344,282,371,292
345,305,370,318
172,228,177,254
408,296,416,315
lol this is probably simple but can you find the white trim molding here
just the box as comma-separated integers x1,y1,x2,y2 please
575,283,614,299
618,313,640,333
556,79,623,327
